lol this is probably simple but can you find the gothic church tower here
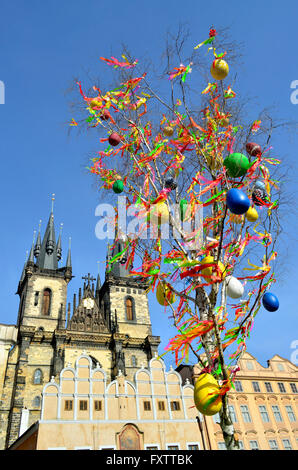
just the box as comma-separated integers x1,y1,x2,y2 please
0,203,160,450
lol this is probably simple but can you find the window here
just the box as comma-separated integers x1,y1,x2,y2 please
229,405,237,423
33,369,42,385
144,401,151,411
94,400,102,411
146,446,159,450
285,405,296,422
42,288,51,316
34,291,39,306
272,405,283,422
238,441,244,450
65,400,73,411
235,381,243,392
170,401,181,411
131,355,137,367
213,412,220,423
252,381,261,392
249,440,259,450
188,444,199,450
265,382,273,393
32,396,41,408
125,297,134,321
218,442,226,450
79,400,88,411
167,445,179,450
259,405,270,423
246,361,254,370
158,401,165,411
268,439,278,450
240,405,252,423
290,383,297,393
282,439,292,450
278,382,286,393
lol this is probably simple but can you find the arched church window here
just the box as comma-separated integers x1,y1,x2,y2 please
41,288,51,316
131,355,137,367
33,369,43,385
125,297,134,321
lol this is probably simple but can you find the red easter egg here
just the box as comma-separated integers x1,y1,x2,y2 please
246,142,262,157
108,132,121,146
100,109,109,121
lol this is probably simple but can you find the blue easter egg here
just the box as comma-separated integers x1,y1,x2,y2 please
226,188,250,215
262,292,279,312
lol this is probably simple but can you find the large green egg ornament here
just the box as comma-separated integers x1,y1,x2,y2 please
224,153,251,178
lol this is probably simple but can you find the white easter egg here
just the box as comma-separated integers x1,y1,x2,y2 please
226,276,244,299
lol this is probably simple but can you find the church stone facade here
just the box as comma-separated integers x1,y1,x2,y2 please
0,206,160,450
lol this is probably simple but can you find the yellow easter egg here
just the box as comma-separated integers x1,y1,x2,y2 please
148,202,169,225
194,373,222,416
210,59,229,81
90,99,101,109
246,206,259,222
156,282,176,306
200,256,226,280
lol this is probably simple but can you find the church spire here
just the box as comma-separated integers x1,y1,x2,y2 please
34,220,42,259
36,194,59,270
96,261,101,294
57,223,63,261
66,237,72,268
28,231,36,265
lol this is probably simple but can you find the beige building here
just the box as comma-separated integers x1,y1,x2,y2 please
7,350,298,451
8,352,201,450
192,352,298,450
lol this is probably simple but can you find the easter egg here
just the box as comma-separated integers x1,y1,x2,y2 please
90,99,101,109
210,59,229,81
149,202,169,225
252,188,267,206
226,189,250,215
200,256,226,280
100,109,109,121
253,180,266,192
220,116,230,127
165,177,177,191
180,199,188,221
262,292,279,312
156,282,176,306
246,142,262,157
164,126,174,137
226,276,244,299
246,206,259,222
194,373,222,416
108,132,121,146
224,153,251,178
112,180,124,194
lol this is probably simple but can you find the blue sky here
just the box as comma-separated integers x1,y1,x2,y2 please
0,0,297,370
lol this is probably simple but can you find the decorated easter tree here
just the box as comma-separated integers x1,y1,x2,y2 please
71,29,281,450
